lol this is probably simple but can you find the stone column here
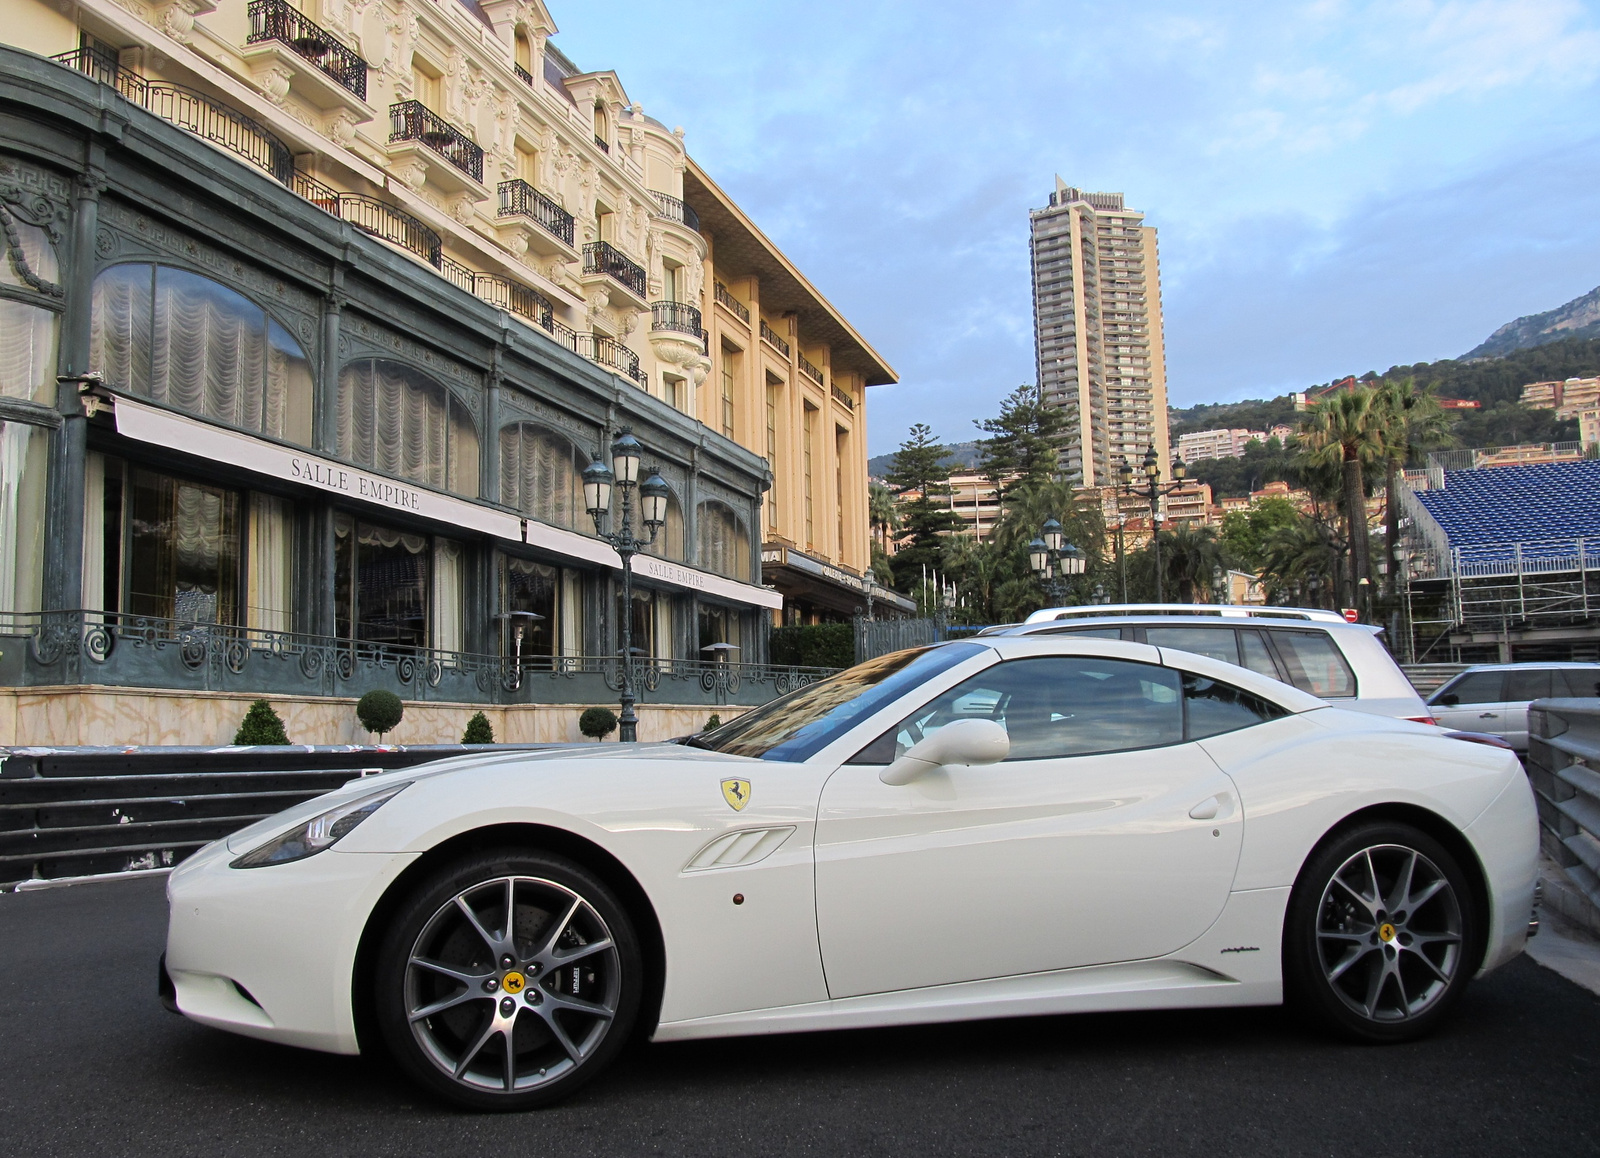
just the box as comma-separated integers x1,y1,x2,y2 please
316,281,344,455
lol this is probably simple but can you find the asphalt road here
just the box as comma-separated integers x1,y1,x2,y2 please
1,877,1597,1158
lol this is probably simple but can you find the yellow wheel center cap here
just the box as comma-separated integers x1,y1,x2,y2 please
502,971,526,994
1378,923,1396,943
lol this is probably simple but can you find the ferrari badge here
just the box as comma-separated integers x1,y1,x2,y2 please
720,778,751,812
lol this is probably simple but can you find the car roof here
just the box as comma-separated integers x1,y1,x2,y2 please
1020,603,1349,625
1453,662,1600,672
988,613,1380,638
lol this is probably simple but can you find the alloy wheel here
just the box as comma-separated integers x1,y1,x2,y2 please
1315,843,1464,1024
404,875,621,1093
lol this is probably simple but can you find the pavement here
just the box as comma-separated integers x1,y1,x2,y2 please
2,876,1599,1158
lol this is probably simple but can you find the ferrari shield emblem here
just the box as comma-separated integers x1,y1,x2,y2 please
721,778,751,812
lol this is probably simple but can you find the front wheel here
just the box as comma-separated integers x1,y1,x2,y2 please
373,849,642,1110
1284,822,1477,1043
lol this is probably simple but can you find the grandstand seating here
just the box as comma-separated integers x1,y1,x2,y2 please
1415,460,1600,560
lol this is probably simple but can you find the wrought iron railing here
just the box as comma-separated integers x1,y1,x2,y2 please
389,100,484,182
594,133,610,154
651,301,703,339
246,0,368,101
52,49,293,184
5,611,830,707
496,179,575,246
798,352,824,385
831,382,855,411
714,281,750,323
292,168,340,214
513,62,534,87
576,333,646,384
473,270,556,331
583,240,647,298
648,190,700,232
760,319,791,358
334,192,442,266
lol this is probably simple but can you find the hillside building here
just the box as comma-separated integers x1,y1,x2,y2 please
1028,178,1170,487
1177,428,1264,463
1521,377,1600,418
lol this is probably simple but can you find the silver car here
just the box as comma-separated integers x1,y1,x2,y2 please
1426,662,1600,751
982,604,1432,722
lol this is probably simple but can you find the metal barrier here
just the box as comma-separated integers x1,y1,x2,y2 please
1527,700,1600,930
0,744,552,889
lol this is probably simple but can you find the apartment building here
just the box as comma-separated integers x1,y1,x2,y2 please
0,0,891,744
1028,176,1170,487
1176,428,1264,463
1521,377,1600,418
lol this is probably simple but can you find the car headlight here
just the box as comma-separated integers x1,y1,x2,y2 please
231,783,410,869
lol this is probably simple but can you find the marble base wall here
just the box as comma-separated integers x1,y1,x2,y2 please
0,687,746,748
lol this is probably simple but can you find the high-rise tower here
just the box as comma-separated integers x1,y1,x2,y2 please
1029,177,1170,486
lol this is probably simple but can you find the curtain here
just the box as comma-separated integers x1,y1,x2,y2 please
0,422,47,618
697,501,749,579
248,493,294,634
82,453,106,620
0,300,58,404
500,423,579,528
339,359,479,497
432,537,464,654
0,219,60,288
90,264,152,393
561,568,582,660
644,493,685,561
653,594,674,663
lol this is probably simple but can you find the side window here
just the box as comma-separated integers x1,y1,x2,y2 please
1434,670,1505,706
1144,626,1239,665
1505,668,1553,703
1238,630,1282,679
881,655,1184,762
1044,627,1125,639
1269,630,1357,698
1185,674,1287,740
1556,669,1600,698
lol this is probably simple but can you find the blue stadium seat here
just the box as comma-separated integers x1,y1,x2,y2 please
1415,460,1600,559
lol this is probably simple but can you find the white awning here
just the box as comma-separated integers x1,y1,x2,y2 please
111,396,782,610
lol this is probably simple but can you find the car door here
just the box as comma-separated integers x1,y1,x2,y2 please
1429,670,1507,733
1501,667,1554,750
813,654,1245,999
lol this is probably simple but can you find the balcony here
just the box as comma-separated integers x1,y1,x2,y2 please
495,179,576,258
244,0,369,109
594,133,610,154
388,100,484,193
714,281,750,324
513,62,534,87
582,240,648,305
648,191,700,232
798,353,824,386
576,332,645,384
760,319,791,359
651,301,703,339
831,383,855,411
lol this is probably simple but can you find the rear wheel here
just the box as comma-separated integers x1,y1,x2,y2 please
374,849,641,1110
1285,822,1476,1043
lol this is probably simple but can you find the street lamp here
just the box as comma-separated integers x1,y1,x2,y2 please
1030,519,1087,606
585,428,667,743
1117,445,1187,602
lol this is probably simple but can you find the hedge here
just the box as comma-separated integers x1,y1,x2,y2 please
769,623,854,669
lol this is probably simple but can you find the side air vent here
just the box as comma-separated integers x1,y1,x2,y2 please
683,826,796,872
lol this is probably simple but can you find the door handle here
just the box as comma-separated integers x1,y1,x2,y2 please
1188,796,1220,821
1479,712,1497,719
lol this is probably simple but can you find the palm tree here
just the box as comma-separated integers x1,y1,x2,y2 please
1158,523,1227,603
1259,517,1339,607
867,478,900,553
1374,378,1452,600
1300,388,1386,611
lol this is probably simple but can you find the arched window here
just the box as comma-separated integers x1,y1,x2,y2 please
90,263,313,445
514,30,533,74
644,489,685,562
697,499,749,580
338,359,479,496
499,422,587,529
1,204,62,405
593,103,608,146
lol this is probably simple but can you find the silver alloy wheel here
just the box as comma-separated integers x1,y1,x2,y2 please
1315,843,1463,1023
404,875,621,1093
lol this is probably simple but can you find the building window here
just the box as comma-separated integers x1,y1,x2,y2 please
620,585,655,659
697,499,749,580
502,556,558,663
514,31,533,74
90,263,314,446
499,422,586,529
0,206,62,406
836,425,847,561
0,422,48,616
334,513,465,651
803,403,816,549
123,466,242,626
766,379,780,531
697,602,742,657
515,140,539,184
412,56,442,109
662,373,684,412
338,359,479,497
247,493,295,634
642,489,686,562
662,261,680,302
720,345,738,439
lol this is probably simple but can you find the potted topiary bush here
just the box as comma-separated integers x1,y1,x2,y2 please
357,689,404,741
234,699,289,745
462,711,494,744
703,712,721,732
578,706,617,741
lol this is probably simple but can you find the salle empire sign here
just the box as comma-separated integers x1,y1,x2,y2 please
290,458,423,512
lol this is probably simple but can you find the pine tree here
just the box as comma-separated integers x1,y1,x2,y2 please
234,699,289,745
884,423,962,592
461,711,494,744
975,384,1067,499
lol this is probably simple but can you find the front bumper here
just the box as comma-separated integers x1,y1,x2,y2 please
164,838,417,1054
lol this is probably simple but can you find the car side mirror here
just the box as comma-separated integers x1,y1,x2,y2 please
879,718,1010,786
1437,693,1460,707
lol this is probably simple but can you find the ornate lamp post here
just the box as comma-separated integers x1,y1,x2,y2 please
1117,446,1188,603
1029,516,1088,606
584,428,670,743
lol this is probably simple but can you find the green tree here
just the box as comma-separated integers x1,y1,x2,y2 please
234,699,289,745
884,423,962,592
867,477,899,556
1219,496,1300,573
1258,517,1340,607
356,690,404,739
1300,388,1386,610
1157,523,1228,603
1373,377,1452,601
461,711,494,744
579,706,617,740
974,384,1067,500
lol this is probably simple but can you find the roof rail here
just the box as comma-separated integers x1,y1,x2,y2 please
1022,604,1349,624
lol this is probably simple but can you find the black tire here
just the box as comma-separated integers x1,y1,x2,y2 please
1284,821,1477,1043
373,848,642,1110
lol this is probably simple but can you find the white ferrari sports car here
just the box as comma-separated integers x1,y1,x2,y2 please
163,636,1539,1110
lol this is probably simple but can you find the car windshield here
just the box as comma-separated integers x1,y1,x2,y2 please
695,642,989,762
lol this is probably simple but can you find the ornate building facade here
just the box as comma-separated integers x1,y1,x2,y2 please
0,0,892,745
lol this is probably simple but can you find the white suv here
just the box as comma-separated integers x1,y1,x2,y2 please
981,605,1431,722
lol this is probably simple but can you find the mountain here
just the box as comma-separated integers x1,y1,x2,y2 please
1464,285,1600,359
867,439,985,479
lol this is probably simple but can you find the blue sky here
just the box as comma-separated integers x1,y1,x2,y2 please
550,1,1600,455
